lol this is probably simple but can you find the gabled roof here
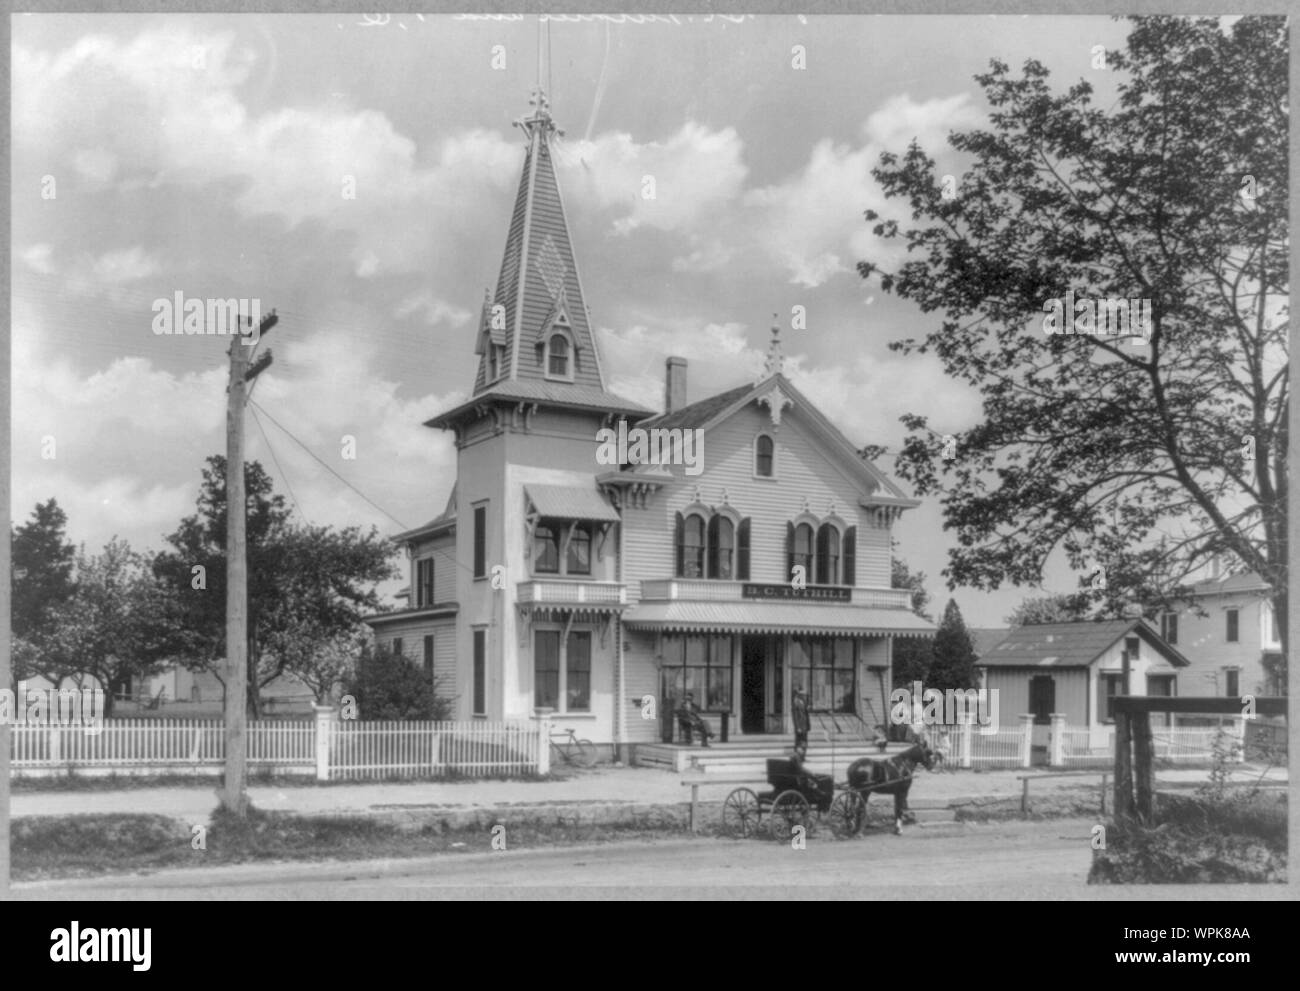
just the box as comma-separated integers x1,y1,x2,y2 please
968,627,1010,660
1182,571,1272,597
637,372,914,504
977,618,1189,669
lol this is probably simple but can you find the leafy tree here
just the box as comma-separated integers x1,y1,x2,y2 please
43,539,182,717
10,499,76,683
1005,592,1098,627
929,599,979,691
860,18,1289,669
341,643,453,721
153,455,398,715
891,555,934,688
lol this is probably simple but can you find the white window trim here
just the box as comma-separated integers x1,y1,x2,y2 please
753,432,778,480
543,324,576,382
531,624,594,715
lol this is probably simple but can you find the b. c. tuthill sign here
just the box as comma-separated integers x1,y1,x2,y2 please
741,583,851,602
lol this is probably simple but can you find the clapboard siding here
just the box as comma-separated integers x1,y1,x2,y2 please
623,629,662,744
859,638,892,729
408,531,458,605
622,400,893,587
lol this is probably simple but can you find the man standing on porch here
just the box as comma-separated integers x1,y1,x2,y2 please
792,687,810,750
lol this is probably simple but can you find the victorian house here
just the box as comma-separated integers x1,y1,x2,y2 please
366,92,933,759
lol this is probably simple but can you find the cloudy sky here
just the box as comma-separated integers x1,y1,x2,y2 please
12,12,1137,626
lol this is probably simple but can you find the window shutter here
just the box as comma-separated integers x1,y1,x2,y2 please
737,519,751,581
786,521,795,580
843,527,856,586
707,514,720,578
674,511,685,577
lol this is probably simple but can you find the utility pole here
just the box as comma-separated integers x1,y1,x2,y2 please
1,295,11,897
223,308,276,817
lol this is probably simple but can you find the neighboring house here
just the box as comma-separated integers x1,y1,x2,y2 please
364,488,460,698
1154,571,1284,698
363,90,933,755
976,619,1189,748
968,627,1010,665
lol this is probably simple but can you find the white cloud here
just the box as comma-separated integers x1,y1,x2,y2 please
558,122,748,236
395,291,473,328
741,94,985,288
20,243,55,275
14,29,521,278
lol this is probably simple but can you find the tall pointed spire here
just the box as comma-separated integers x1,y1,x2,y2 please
471,83,612,398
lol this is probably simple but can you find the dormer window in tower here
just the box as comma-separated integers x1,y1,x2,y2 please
488,344,504,382
545,324,575,381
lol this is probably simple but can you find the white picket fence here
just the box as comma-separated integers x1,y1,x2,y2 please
328,720,542,780
8,716,546,779
929,722,1027,768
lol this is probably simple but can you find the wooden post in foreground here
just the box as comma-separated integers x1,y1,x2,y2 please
1113,710,1133,820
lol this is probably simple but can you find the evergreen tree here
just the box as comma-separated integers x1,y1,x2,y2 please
929,599,979,691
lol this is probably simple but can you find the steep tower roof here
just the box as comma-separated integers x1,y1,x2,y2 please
430,88,648,431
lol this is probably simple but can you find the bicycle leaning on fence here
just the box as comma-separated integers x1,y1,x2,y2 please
548,726,597,768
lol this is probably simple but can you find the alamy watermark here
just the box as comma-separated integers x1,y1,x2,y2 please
0,682,105,735
889,681,999,735
1042,289,1151,342
595,421,704,476
152,292,265,344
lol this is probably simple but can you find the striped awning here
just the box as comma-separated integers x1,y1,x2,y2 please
622,602,934,637
525,484,621,523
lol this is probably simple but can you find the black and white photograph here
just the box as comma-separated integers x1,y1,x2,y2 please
1,4,1293,931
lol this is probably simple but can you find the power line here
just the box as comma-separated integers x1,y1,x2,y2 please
249,402,309,525
247,398,410,532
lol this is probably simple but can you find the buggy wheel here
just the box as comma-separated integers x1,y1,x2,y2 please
828,791,866,838
571,739,598,767
769,790,811,841
722,788,760,838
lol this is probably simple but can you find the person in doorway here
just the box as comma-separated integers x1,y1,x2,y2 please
792,686,810,750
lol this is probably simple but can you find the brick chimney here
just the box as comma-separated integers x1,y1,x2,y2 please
664,356,687,414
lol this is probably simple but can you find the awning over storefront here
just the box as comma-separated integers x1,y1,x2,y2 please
525,483,622,522
622,602,934,637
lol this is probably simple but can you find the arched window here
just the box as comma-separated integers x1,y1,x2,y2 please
708,515,735,579
793,523,815,578
816,523,840,585
755,435,775,477
677,513,706,578
547,332,571,378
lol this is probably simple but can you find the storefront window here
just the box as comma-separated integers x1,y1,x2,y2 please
661,634,733,711
790,637,856,713
567,631,591,711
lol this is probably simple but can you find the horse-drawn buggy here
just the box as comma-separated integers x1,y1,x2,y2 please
720,740,933,839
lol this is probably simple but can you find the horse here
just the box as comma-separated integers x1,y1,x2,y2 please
846,739,935,834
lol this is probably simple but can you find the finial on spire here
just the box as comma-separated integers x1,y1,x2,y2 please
760,315,785,380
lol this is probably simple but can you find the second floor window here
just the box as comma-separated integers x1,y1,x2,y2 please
473,505,487,578
534,524,560,573
815,524,840,585
1160,611,1178,644
1224,668,1239,697
675,512,750,580
786,521,856,586
416,558,435,607
1226,608,1239,643
533,520,593,577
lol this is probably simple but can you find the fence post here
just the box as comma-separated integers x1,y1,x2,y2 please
1018,713,1034,768
313,704,335,782
1230,715,1247,763
1048,712,1066,767
959,711,973,769
48,724,61,767
536,713,551,776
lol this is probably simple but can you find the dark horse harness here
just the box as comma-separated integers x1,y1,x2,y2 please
845,741,933,834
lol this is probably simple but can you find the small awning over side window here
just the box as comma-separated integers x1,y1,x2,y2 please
525,484,621,523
